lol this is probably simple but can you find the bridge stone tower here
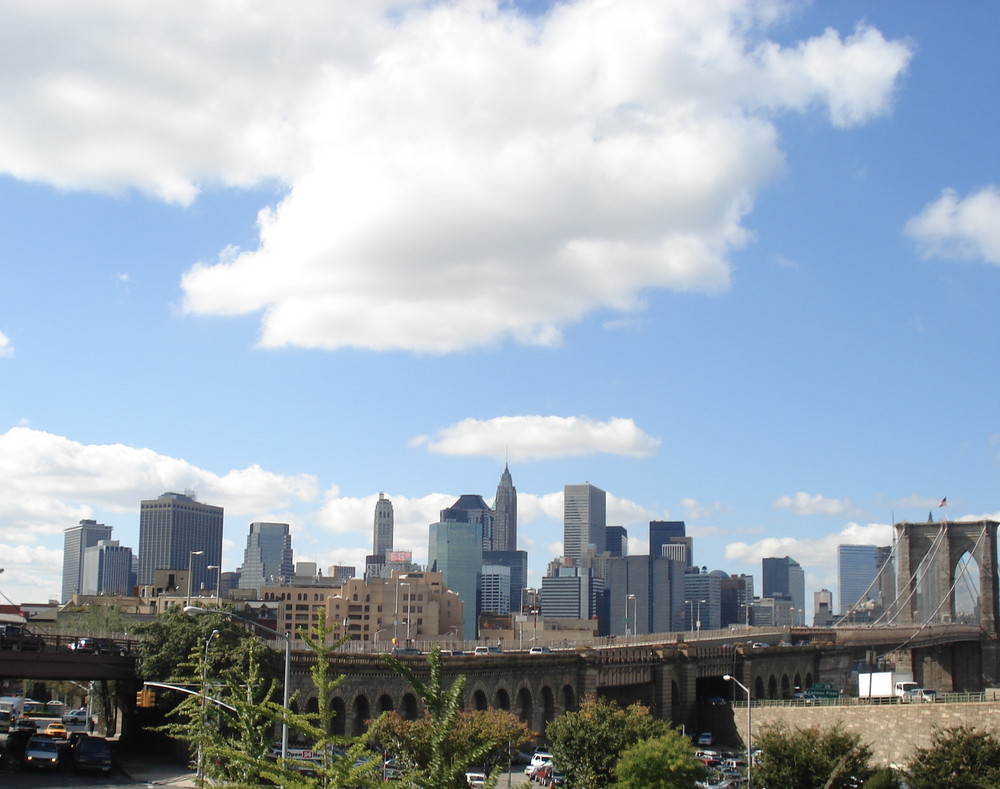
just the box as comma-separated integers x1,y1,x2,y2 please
894,520,1000,637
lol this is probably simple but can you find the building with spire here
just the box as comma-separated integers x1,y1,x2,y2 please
492,464,517,552
366,493,396,580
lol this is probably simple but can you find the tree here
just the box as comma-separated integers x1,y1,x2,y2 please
374,646,520,789
906,726,1000,789
612,731,707,789
545,696,671,789
753,722,873,789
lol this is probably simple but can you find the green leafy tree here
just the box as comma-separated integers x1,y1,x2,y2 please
753,722,873,789
612,731,707,789
376,645,510,789
545,696,671,789
863,767,902,789
906,726,1000,789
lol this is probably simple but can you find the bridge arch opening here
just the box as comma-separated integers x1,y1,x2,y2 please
954,551,981,624
561,685,577,713
402,692,418,720
495,688,510,711
473,690,488,711
377,694,393,714
780,675,790,699
330,697,347,736
517,687,532,724
353,695,371,735
541,686,555,729
766,676,777,700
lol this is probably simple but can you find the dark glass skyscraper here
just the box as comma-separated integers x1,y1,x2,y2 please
137,492,223,594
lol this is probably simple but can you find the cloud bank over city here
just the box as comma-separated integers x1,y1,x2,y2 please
0,1,911,354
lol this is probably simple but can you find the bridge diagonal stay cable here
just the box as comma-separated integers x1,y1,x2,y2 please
875,524,948,629
877,523,988,661
834,532,902,628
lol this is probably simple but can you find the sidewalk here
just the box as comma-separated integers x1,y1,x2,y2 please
118,753,198,787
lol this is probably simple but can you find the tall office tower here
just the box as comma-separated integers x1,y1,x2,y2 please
563,483,606,562
492,464,518,552
762,555,806,624
440,495,495,551
605,554,686,635
428,520,483,639
62,519,113,602
373,493,394,556
480,565,512,614
482,550,528,614
649,521,686,557
838,544,878,614
720,573,754,627
606,526,628,557
683,568,722,631
137,492,223,595
81,540,134,596
541,566,604,620
237,522,294,590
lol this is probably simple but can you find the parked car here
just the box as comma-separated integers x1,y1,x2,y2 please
529,646,552,654
63,707,89,725
474,646,502,656
466,771,487,788
66,637,127,656
23,735,60,770
696,732,714,746
73,735,113,775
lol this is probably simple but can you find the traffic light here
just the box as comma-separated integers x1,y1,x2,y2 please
135,688,155,708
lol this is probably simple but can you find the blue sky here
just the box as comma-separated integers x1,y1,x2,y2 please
0,1,997,614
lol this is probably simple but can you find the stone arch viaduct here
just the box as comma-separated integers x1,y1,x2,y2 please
287,622,987,739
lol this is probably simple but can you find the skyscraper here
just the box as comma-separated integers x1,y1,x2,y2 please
238,522,294,590
137,492,223,594
492,464,517,552
605,554,685,635
563,483,606,562
838,544,878,614
81,540,134,596
649,520,686,556
606,526,628,557
62,519,113,603
373,493,394,556
762,555,806,625
428,520,483,639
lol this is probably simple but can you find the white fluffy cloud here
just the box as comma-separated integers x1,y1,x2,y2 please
0,1,912,353
410,415,660,460
0,427,318,538
773,491,851,515
0,331,12,358
906,186,1000,265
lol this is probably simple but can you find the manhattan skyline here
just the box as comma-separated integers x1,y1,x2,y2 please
0,1,997,607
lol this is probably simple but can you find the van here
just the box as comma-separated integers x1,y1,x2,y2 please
474,646,501,656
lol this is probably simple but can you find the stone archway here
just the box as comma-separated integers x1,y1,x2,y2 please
377,694,394,715
517,687,532,725
767,676,777,699
561,685,577,713
330,697,347,736
353,695,371,735
473,690,488,711
401,693,419,720
895,520,1000,634
540,686,555,731
495,688,510,710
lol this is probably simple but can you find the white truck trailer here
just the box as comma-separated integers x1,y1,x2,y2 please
858,671,917,700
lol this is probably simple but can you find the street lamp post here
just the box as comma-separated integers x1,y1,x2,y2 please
723,674,752,788
206,565,220,607
187,551,204,607
197,629,220,783
696,599,707,639
185,606,291,763
626,593,636,638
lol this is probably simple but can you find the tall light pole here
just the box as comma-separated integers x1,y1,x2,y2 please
197,629,220,783
401,582,411,642
187,551,204,607
723,674,752,788
696,599,707,639
185,606,291,763
626,593,636,638
206,565,220,607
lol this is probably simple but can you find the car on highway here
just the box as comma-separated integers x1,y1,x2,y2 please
466,770,487,788
73,735,113,775
0,623,45,651
43,721,68,738
65,637,128,655
696,732,715,746
63,707,89,725
529,646,552,654
23,735,60,770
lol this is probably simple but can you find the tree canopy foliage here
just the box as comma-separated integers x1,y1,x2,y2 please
906,726,1000,789
753,722,873,789
545,696,672,789
612,731,707,789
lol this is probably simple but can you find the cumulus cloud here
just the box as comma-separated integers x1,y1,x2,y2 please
0,331,12,357
0,1,912,353
905,186,1000,265
0,427,319,539
773,491,851,515
725,520,894,572
410,415,660,460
